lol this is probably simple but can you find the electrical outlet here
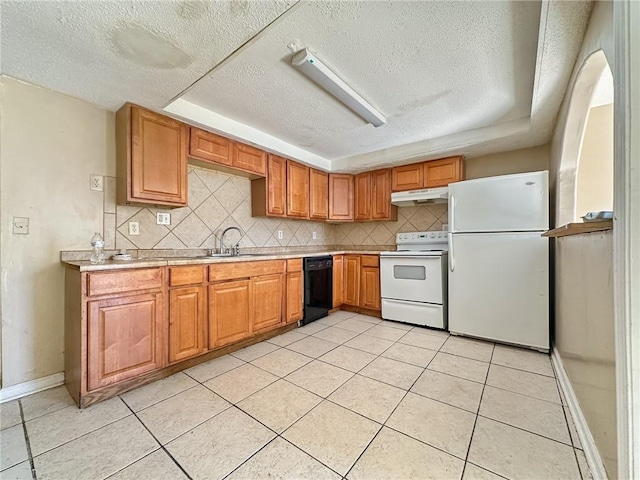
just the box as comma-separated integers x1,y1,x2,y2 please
129,221,140,236
312,231,317,240
90,174,104,191
156,212,171,225
12,217,29,235
277,230,283,240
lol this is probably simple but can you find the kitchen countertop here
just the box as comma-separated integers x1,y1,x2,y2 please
62,250,392,272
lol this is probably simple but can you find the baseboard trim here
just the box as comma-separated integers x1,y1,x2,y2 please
0,372,65,403
551,347,608,480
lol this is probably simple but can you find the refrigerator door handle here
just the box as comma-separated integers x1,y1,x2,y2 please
450,195,455,233
449,234,455,271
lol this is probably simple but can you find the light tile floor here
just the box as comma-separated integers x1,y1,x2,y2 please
0,310,591,480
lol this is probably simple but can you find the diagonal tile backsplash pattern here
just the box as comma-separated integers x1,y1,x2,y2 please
102,166,448,251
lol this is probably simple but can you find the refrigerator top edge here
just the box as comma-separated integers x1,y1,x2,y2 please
448,170,549,188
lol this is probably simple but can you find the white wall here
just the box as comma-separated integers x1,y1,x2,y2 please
0,76,115,388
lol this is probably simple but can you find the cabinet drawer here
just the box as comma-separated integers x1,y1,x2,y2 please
361,255,380,267
169,266,206,287
209,260,286,282
87,268,162,297
287,258,303,272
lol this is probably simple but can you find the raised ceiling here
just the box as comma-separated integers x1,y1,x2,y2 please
0,0,592,172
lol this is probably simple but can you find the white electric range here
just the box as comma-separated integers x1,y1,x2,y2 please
380,231,448,329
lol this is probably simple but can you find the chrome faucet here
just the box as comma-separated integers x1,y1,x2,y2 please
219,226,244,256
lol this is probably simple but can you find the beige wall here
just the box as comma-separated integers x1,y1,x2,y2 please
555,231,617,477
0,76,115,388
576,103,614,218
549,2,617,477
464,144,550,180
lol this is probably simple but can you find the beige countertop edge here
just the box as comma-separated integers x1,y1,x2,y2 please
63,250,391,272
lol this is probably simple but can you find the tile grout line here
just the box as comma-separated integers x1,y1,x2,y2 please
118,400,195,480
18,400,38,480
459,342,495,479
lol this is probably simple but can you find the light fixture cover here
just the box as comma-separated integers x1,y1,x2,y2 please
292,48,386,127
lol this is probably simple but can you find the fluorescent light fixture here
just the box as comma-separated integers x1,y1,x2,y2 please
292,48,386,127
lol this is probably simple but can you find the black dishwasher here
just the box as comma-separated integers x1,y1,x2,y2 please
302,256,333,325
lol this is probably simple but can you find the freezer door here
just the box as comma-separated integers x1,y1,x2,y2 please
449,171,549,232
448,232,549,350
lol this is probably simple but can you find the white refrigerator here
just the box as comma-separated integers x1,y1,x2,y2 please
448,171,549,351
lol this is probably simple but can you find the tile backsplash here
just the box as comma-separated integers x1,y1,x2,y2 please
101,166,447,251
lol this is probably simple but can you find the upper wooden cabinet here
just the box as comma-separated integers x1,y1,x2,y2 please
392,164,423,192
116,104,188,207
309,169,329,220
251,154,287,217
287,160,310,218
231,142,267,176
329,174,354,221
371,169,397,221
392,156,464,192
424,156,464,188
189,128,232,166
354,169,397,222
354,173,372,221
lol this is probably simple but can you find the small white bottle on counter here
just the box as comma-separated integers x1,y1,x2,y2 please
90,232,105,264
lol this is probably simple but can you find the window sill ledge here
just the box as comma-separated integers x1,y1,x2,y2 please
542,219,613,238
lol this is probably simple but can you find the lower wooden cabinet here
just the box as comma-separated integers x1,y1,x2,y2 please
286,270,304,323
169,286,206,363
253,274,285,331
333,255,344,307
87,292,164,391
209,279,252,348
338,255,381,311
360,256,381,310
343,255,361,306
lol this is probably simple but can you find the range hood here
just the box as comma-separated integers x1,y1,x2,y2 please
391,187,449,206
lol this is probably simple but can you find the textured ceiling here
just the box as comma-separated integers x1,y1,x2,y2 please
1,0,592,171
0,0,296,110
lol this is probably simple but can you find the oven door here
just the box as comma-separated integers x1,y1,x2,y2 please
380,255,444,304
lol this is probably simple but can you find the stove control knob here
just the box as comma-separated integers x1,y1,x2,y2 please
430,233,436,238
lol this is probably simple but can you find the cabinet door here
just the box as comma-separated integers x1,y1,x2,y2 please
209,280,252,348
371,169,395,220
87,293,163,391
329,174,354,221
267,154,287,216
169,286,206,363
333,255,344,308
286,271,304,323
129,106,188,206
354,172,372,221
343,255,361,306
391,164,423,192
253,274,285,331
287,160,310,218
424,156,464,188
360,266,381,310
232,142,267,176
309,169,329,220
189,128,232,166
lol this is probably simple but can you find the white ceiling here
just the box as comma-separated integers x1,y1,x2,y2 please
1,0,592,172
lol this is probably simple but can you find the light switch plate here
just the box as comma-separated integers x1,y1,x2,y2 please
129,222,139,235
13,217,29,235
277,230,283,240
156,212,170,225
312,231,317,240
